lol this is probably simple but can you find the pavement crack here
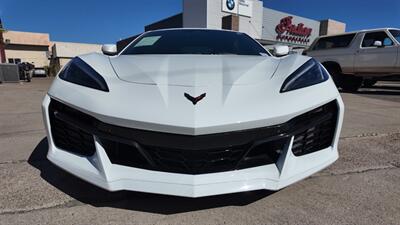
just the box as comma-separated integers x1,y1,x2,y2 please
0,158,48,166
0,159,28,165
339,132,400,140
390,162,400,168
0,129,45,137
313,165,398,178
0,200,84,216
0,111,42,116
0,196,136,216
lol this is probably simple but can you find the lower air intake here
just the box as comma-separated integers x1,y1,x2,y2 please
291,101,338,156
100,137,288,174
48,100,96,157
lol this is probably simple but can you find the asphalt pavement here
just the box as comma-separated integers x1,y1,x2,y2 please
0,78,399,225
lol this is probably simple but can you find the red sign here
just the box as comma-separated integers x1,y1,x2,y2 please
275,16,313,44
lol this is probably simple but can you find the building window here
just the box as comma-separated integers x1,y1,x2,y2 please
7,58,22,64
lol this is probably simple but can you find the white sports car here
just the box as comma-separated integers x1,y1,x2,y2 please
42,29,344,197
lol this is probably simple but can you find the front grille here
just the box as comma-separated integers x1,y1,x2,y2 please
100,136,287,174
48,99,338,174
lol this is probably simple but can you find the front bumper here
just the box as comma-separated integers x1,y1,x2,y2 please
42,94,344,197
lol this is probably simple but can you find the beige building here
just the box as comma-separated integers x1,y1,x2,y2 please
3,30,50,68
320,19,346,36
0,29,102,75
50,41,102,74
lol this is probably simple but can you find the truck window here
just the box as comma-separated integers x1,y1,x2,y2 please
389,29,400,43
312,34,355,50
362,31,393,47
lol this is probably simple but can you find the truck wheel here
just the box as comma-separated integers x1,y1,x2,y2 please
324,65,341,87
323,63,362,91
339,75,362,92
322,63,342,88
363,79,377,88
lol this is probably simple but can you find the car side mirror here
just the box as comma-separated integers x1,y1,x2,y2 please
273,45,290,57
102,44,118,56
373,41,383,47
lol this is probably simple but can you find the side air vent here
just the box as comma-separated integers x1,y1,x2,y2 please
48,100,96,156
291,101,338,156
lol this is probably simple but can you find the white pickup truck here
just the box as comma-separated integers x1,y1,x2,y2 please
305,28,400,91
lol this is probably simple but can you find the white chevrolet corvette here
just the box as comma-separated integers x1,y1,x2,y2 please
42,29,344,197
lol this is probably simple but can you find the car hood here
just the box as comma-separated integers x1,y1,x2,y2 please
109,55,280,87
51,53,331,135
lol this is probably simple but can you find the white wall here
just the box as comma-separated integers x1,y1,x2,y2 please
206,0,263,39
182,0,263,39
205,0,229,30
52,42,101,58
237,0,263,39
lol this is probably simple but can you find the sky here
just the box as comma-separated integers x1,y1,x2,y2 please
0,0,399,44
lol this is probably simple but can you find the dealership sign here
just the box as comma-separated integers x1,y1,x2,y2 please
222,0,253,17
275,16,313,44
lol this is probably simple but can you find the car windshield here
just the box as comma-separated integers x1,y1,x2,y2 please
389,29,400,43
121,29,269,56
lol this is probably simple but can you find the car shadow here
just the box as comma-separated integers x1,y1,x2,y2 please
28,138,275,215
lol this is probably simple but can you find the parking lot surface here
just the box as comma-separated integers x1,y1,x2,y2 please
0,78,399,225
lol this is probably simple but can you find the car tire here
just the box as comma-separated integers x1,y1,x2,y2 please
363,79,377,88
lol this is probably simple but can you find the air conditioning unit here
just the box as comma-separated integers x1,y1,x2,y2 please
0,64,20,82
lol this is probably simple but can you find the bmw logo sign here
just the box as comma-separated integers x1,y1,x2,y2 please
226,0,235,10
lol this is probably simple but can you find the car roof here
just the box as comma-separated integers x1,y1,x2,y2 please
317,28,400,39
118,28,273,57
143,28,246,35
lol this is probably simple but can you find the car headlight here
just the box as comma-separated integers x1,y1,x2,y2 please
280,59,329,93
59,57,109,92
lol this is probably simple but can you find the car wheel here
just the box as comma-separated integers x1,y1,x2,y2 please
363,79,377,88
338,75,362,92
